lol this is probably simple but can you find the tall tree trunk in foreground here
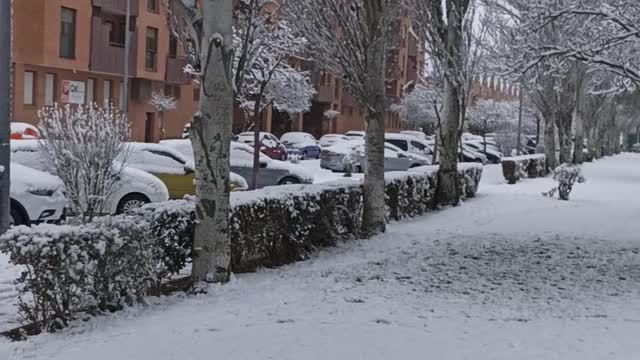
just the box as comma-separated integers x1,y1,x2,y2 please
361,0,387,237
190,0,233,284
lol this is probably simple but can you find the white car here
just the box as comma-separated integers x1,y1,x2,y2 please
10,140,169,214
318,134,350,148
384,133,433,159
400,130,428,141
6,162,67,226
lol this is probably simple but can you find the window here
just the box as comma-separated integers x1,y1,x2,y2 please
45,73,55,106
386,139,408,151
60,7,76,58
165,85,181,100
411,141,427,152
107,20,126,46
103,80,112,107
23,71,35,105
147,0,159,12
145,27,158,71
86,78,95,104
193,86,200,101
169,35,178,58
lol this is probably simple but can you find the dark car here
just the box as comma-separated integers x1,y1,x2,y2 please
280,132,321,159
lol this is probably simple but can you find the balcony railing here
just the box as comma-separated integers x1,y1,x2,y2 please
92,0,139,16
90,16,138,76
165,57,191,85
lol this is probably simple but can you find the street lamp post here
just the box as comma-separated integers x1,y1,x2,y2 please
516,83,524,155
122,0,131,113
0,0,12,233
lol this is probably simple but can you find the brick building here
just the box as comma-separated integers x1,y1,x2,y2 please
10,0,423,141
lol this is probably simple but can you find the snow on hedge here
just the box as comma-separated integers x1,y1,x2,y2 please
0,165,483,335
501,154,547,184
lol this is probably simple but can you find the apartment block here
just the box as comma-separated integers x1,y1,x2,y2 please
11,0,197,142
10,0,423,141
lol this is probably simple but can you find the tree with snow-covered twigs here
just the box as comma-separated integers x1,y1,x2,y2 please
543,163,586,201
286,0,396,237
165,0,315,190
148,90,177,140
37,104,129,223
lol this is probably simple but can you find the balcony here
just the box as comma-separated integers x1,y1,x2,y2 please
90,16,138,76
315,85,335,103
92,0,139,16
166,57,191,85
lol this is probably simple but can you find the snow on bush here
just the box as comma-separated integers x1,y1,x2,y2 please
501,154,547,184
37,104,129,222
0,216,156,335
632,143,640,153
0,165,483,334
543,163,586,201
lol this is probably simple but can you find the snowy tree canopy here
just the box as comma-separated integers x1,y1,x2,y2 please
391,83,441,127
164,0,315,117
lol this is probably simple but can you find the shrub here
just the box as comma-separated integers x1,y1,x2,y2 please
632,143,640,153
542,163,586,201
0,216,156,333
501,154,547,184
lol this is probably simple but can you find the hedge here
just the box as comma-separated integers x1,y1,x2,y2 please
0,164,482,335
501,154,547,184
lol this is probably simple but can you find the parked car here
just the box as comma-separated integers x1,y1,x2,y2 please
345,130,366,140
464,140,502,164
5,162,66,226
237,131,287,160
400,130,428,141
162,139,314,188
126,143,248,199
320,139,430,172
318,134,350,148
461,143,488,164
384,133,433,159
10,140,170,214
280,132,321,159
10,122,40,140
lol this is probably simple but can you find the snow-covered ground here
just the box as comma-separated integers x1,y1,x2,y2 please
2,154,640,359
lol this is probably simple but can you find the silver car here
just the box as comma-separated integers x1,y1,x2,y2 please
161,140,314,188
320,140,430,172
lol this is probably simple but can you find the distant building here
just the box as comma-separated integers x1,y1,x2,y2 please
10,0,424,141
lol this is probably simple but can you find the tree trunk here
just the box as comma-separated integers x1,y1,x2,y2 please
360,1,387,238
158,112,166,141
437,77,461,205
636,125,640,145
190,0,233,284
544,113,557,170
573,109,584,164
435,1,466,206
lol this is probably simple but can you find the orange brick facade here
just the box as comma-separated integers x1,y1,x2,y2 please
10,1,424,141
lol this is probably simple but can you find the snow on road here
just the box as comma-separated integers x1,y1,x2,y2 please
2,154,640,360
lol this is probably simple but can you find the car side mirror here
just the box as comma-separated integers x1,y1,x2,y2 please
184,164,195,174
397,153,406,158
260,161,268,168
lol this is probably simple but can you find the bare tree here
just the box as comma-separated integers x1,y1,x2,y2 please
149,90,177,140
287,0,395,237
407,0,473,205
38,104,129,223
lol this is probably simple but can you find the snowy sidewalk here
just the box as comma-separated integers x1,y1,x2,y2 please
2,154,640,360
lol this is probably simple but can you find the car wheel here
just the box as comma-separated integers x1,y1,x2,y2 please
277,176,301,185
10,203,28,226
116,194,150,214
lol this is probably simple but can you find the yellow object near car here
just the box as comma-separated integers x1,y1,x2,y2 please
126,143,248,199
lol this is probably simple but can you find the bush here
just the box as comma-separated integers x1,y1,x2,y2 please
1,164,483,334
542,163,586,201
0,217,156,333
501,154,547,184
632,143,640,153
